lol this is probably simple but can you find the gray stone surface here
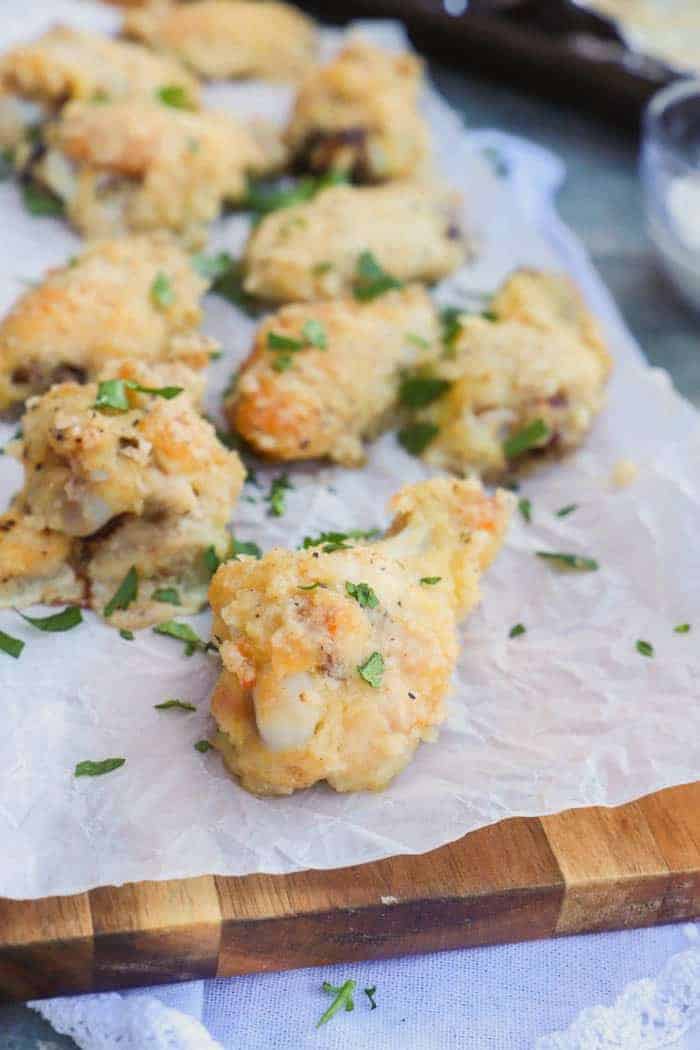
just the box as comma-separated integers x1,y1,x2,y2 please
2,40,699,1050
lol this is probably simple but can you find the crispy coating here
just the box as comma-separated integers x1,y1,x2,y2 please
0,25,199,109
491,268,609,358
17,381,244,539
0,234,214,412
243,181,464,303
414,308,611,479
0,504,83,609
209,477,512,796
230,286,439,466
33,100,275,243
124,1,317,81
286,41,430,182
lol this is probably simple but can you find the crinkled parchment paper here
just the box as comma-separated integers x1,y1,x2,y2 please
0,1,698,900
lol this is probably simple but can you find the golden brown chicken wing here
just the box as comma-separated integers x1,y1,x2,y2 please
208,477,512,796
243,181,465,303
0,25,199,110
229,285,439,466
124,0,317,81
29,99,278,244
286,40,430,182
0,234,214,412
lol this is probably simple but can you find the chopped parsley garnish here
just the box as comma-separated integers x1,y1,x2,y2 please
556,504,578,518
536,551,599,572
636,639,654,658
353,251,404,301
299,582,324,591
0,629,24,659
503,419,550,460
194,739,212,753
103,566,138,618
420,576,442,585
245,170,348,217
398,374,451,408
205,256,256,314
302,528,380,553
231,536,262,559
267,331,305,352
203,545,222,578
120,629,134,641
152,587,181,605
345,581,379,609
518,498,532,524
154,699,196,712
364,987,377,1010
22,183,64,217
19,606,82,632
398,421,439,456
266,473,293,517
357,651,384,688
440,306,462,354
313,260,334,276
192,251,233,282
406,332,430,349
674,623,691,634
481,308,499,321
153,620,214,656
156,84,191,109
75,758,125,778
94,377,182,412
150,272,175,309
317,980,356,1028
509,623,526,638
302,318,327,349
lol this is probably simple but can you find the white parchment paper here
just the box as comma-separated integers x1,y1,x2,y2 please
0,2,698,900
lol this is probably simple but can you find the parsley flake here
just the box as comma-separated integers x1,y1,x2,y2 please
504,419,550,460
518,497,532,524
420,576,442,585
19,606,82,632
120,629,134,641
299,582,324,591
0,629,24,659
302,318,327,349
440,306,462,355
556,504,578,517
155,699,196,712
203,545,222,578
150,272,175,309
194,739,212,753
636,639,654,658
266,473,293,517
104,567,138,618
94,378,182,412
157,84,191,109
302,528,379,553
353,251,403,301
345,581,379,609
231,537,262,559
192,251,233,282
398,422,438,456
22,183,64,217
267,331,305,352
536,551,599,572
509,623,526,638
358,651,384,688
406,332,430,350
245,171,348,218
75,758,125,778
364,987,377,1010
317,980,356,1028
152,587,181,605
154,620,214,656
674,623,691,634
399,374,451,408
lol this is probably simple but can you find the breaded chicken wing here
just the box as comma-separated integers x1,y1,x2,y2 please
286,41,430,182
0,25,199,110
0,234,214,412
243,181,464,303
408,307,611,479
16,380,244,538
208,477,512,796
30,99,278,243
229,285,439,466
124,1,317,81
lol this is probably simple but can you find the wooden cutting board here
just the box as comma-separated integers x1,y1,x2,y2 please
1,781,699,1003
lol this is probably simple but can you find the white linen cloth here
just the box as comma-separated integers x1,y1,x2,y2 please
31,923,700,1049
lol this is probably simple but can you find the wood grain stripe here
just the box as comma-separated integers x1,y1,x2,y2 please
0,893,93,1001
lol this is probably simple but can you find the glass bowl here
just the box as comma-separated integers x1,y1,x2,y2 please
641,78,700,312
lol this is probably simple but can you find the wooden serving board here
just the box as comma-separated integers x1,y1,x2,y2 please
1,781,699,1003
